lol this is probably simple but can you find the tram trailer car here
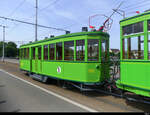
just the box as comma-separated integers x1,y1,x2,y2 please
116,10,150,98
19,30,110,88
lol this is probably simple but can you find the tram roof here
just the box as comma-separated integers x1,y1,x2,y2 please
120,11,150,23
20,31,109,48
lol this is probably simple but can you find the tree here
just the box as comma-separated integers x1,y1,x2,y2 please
0,41,7,57
0,41,18,57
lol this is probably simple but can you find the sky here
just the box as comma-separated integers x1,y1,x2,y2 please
0,0,150,48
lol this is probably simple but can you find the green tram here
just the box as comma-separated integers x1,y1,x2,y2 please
19,29,110,89
116,11,150,98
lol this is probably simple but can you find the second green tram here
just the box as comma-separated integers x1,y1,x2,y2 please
19,30,110,87
116,11,150,98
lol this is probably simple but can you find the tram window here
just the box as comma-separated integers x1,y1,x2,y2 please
128,36,144,59
88,39,99,61
20,49,23,59
24,48,26,59
23,48,25,59
148,20,150,31
101,40,107,61
134,22,143,33
76,40,85,61
21,49,23,59
64,41,74,61
123,25,132,35
44,45,48,60
122,38,128,59
148,35,150,59
38,47,41,60
123,22,143,35
32,47,35,59
19,49,21,59
49,44,55,60
27,48,29,59
56,42,62,60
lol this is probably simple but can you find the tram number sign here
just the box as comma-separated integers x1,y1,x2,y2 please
57,66,61,73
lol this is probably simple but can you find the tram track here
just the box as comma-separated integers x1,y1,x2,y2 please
0,61,150,112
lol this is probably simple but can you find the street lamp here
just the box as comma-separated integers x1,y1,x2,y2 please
0,25,8,62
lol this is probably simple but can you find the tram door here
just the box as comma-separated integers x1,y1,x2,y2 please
37,46,42,73
31,46,42,73
35,47,38,72
35,46,42,73
31,47,36,73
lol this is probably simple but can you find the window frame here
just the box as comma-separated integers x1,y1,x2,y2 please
64,40,75,61
38,46,42,60
49,43,55,60
44,45,48,60
87,39,100,62
122,21,144,36
32,47,36,60
122,35,144,60
56,42,62,60
76,39,85,61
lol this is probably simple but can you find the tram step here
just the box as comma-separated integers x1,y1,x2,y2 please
30,74,43,81
30,74,48,83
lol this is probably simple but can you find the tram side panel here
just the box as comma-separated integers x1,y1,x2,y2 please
117,61,150,97
63,62,101,83
40,61,101,83
42,61,64,79
19,48,31,72
20,59,31,72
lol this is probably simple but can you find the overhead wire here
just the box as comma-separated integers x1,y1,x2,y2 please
6,0,27,34
1,0,26,30
114,0,150,17
7,0,62,35
39,0,60,11
122,0,150,9
41,1,83,30
4,0,68,44
8,0,26,17
124,2,150,11
123,2,150,16
1,0,126,44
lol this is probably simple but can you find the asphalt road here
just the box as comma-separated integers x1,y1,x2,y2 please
0,70,93,112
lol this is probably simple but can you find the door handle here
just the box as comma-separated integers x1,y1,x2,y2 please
96,64,100,69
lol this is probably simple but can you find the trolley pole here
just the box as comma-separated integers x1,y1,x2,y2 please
0,25,8,62
35,0,38,41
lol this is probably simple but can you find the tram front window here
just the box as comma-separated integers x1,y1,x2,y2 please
88,39,99,61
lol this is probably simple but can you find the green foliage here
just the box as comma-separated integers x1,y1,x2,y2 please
0,41,18,57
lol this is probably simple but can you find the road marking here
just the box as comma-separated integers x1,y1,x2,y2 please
0,69,99,112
